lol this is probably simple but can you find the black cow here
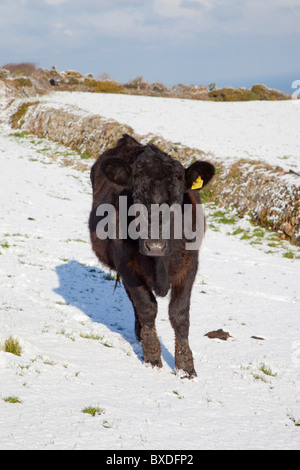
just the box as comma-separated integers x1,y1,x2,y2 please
89,134,215,378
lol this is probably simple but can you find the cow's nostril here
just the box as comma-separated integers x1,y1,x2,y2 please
145,240,152,252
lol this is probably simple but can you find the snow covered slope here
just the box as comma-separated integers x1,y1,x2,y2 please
42,92,300,173
0,98,300,450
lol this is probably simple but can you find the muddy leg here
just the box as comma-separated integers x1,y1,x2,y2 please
169,282,197,378
123,278,162,369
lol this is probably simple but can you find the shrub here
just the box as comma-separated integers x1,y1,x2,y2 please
124,76,150,91
251,84,287,100
2,336,22,356
94,81,125,94
0,68,10,78
209,84,289,102
2,62,37,76
81,405,104,417
68,77,79,86
209,87,257,102
84,77,98,89
84,77,125,94
13,78,33,88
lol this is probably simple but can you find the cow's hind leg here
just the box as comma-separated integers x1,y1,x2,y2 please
123,279,162,369
169,279,197,378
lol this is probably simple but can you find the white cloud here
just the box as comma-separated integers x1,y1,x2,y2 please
152,0,300,36
153,0,197,18
153,0,221,18
79,9,157,39
53,22,74,36
44,0,69,5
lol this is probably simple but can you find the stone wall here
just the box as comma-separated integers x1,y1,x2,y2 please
7,99,300,245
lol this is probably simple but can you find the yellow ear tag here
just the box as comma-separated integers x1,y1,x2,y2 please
191,176,204,190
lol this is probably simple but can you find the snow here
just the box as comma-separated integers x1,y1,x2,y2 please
41,91,300,173
0,94,300,450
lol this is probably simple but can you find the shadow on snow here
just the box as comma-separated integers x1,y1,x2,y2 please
54,260,174,371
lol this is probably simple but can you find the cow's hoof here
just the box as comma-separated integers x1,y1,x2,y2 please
175,339,196,379
145,357,163,369
176,367,197,380
141,326,162,369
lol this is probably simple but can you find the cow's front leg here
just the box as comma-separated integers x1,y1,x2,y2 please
123,278,162,369
169,282,197,378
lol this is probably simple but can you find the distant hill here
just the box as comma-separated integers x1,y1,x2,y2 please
0,63,291,101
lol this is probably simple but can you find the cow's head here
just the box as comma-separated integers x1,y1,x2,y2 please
101,145,215,256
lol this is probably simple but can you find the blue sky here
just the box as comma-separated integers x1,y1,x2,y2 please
1,0,300,92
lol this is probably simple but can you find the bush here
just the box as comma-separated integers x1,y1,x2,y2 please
124,76,150,91
251,84,287,100
209,84,289,102
1,336,22,356
84,77,125,94
209,87,257,101
68,77,79,86
94,80,125,94
2,62,37,76
0,68,10,78
13,78,33,88
84,77,97,88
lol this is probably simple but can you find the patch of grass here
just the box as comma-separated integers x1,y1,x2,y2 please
81,405,105,417
2,336,22,356
1,241,10,248
199,186,215,204
208,222,219,232
283,251,294,259
80,150,92,160
240,231,252,240
253,228,265,238
288,414,300,427
43,359,55,366
80,333,101,340
11,101,39,129
173,390,184,399
252,373,268,383
3,396,22,404
9,130,31,138
211,210,237,225
259,364,277,377
232,228,244,236
65,238,87,243
37,147,52,153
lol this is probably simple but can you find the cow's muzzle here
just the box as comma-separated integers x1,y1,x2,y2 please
140,239,170,257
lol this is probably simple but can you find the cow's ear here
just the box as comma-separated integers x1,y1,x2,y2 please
101,158,132,187
185,161,215,190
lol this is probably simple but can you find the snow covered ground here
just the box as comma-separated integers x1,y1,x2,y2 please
42,91,300,173
0,95,300,450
